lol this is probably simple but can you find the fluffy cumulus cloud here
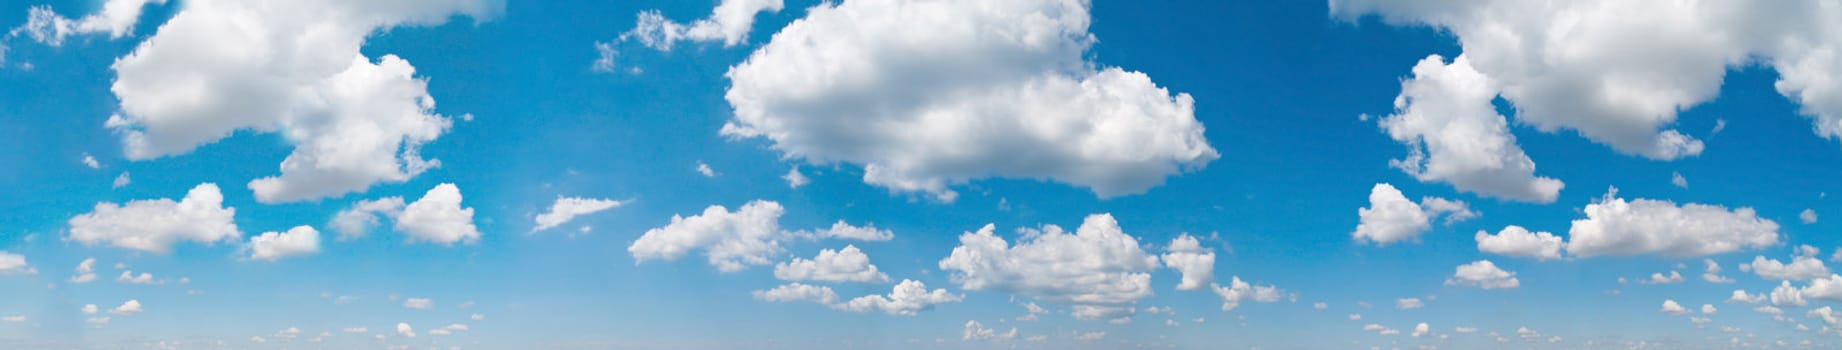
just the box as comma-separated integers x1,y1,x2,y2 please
773,245,890,283
630,200,786,272
619,0,783,50
1704,259,1735,283
532,196,624,232
8,0,164,46
68,183,239,253
1475,226,1563,260
1161,234,1214,291
1333,0,1842,158
1749,247,1832,281
110,300,142,316
1211,277,1285,312
1353,183,1475,245
1564,188,1778,258
723,0,1218,201
328,197,406,240
834,279,963,316
0,252,32,275
105,0,502,203
938,214,1160,320
1446,260,1520,289
1661,300,1691,316
1373,55,1564,202
245,226,321,261
393,184,480,245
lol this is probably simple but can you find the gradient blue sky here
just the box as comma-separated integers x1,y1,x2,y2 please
2,0,1841,349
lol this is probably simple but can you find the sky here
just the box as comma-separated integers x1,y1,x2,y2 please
5,0,1842,349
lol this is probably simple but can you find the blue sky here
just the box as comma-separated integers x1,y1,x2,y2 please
3,0,1842,349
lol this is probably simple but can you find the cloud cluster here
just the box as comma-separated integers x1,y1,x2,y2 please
1354,183,1475,245
106,0,501,203
1335,0,1842,160
723,0,1217,200
938,214,1160,320
328,184,480,245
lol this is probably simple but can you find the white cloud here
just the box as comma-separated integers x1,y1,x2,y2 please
343,327,367,334
1730,289,1766,304
774,245,890,283
784,167,810,188
106,0,500,203
1474,226,1562,260
1074,331,1106,341
834,279,963,316
1565,188,1779,258
116,270,155,284
1,315,24,322
68,183,239,253
1641,271,1685,285
394,184,480,245
1354,183,1475,245
1661,300,1690,316
81,304,97,315
1373,55,1564,202
1455,327,1476,334
793,221,895,242
1798,274,1842,301
246,226,320,261
591,41,617,73
1446,260,1520,289
533,197,624,232
752,283,839,304
1335,1,1842,160
109,300,141,316
620,0,782,50
112,172,130,188
328,197,406,241
1211,276,1285,312
403,298,433,310
1161,234,1214,291
0,252,31,275
80,153,100,169
1811,306,1842,326
1396,298,1424,310
938,214,1160,320
69,258,96,283
1773,281,1809,307
723,0,1218,201
1803,209,1820,224
1703,304,1718,314
695,161,717,177
962,320,1018,342
9,0,164,46
1413,322,1431,337
396,323,415,338
1750,250,1831,281
1672,172,1688,188
1704,259,1735,283
630,200,785,272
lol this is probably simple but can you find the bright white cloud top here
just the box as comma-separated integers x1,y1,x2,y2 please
1353,183,1474,245
532,196,624,232
245,226,321,262
104,0,501,203
67,183,239,253
938,214,1160,320
722,0,1218,200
